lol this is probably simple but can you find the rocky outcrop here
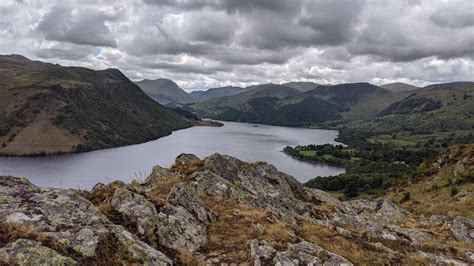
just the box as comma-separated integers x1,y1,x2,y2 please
273,241,353,266
0,239,77,265
1,153,472,264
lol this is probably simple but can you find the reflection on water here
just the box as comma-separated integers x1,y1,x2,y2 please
0,121,345,189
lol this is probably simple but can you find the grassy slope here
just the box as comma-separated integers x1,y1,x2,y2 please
352,82,474,147
0,55,191,156
387,144,474,219
191,82,404,127
189,86,249,102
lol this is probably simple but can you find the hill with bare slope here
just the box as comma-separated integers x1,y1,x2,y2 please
0,55,191,156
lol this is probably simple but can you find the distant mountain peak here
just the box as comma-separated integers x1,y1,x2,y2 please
381,82,419,92
135,78,193,105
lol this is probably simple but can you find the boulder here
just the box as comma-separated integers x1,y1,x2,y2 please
0,239,77,265
450,216,474,244
0,177,171,264
175,153,201,167
155,205,208,252
250,239,277,263
273,241,353,266
167,183,214,224
110,188,158,236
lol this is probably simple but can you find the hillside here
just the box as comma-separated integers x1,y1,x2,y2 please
348,82,474,148
135,78,193,105
190,84,301,118
282,82,320,92
381,82,419,92
189,86,249,102
297,82,405,119
190,82,404,127
0,55,191,156
1,153,472,264
388,144,474,219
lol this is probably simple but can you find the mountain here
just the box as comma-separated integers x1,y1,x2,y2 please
381,82,419,92
190,84,302,119
189,86,250,102
282,81,320,92
135,78,193,105
343,82,474,148
190,82,404,126
1,153,472,264
379,82,474,121
0,55,191,156
294,82,405,119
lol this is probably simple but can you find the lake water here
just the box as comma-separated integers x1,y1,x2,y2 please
0,121,345,189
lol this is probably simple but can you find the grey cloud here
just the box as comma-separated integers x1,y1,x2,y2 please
219,0,301,14
142,0,219,10
299,0,365,45
34,43,94,60
37,5,119,47
348,1,474,62
430,2,474,28
1,0,473,90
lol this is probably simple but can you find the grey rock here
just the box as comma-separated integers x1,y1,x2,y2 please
166,183,214,224
110,188,158,236
0,177,171,264
156,204,208,252
453,191,474,199
416,251,468,266
388,226,434,244
349,199,410,225
175,153,201,167
273,241,353,266
250,239,277,261
336,226,352,238
0,239,77,265
430,215,451,224
450,216,474,244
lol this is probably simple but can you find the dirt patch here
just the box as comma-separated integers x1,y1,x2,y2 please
0,113,82,155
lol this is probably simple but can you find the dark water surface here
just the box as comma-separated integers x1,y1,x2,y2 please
0,121,345,189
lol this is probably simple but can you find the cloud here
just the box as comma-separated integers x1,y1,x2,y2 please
0,0,472,90
430,2,474,28
37,4,120,47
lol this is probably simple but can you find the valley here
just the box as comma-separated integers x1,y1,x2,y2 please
1,1,473,264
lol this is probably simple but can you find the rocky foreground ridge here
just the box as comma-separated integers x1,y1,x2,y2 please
1,153,473,265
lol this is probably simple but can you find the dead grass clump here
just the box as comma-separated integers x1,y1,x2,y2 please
201,196,295,263
0,222,35,246
178,249,202,265
81,232,140,265
147,176,182,206
297,222,392,264
0,222,82,260
420,239,474,261
86,180,126,206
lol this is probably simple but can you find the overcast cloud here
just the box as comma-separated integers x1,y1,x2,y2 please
0,0,473,90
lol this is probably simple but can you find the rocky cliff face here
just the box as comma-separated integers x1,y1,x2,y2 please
1,154,473,265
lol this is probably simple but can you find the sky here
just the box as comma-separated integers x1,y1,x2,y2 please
0,0,473,91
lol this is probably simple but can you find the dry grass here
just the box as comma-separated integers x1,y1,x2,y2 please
420,239,474,261
0,222,82,260
387,144,474,219
0,222,35,246
147,176,182,206
388,178,474,219
201,196,295,263
297,222,395,264
85,180,126,206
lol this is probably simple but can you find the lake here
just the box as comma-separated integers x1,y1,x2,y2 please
0,121,345,189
